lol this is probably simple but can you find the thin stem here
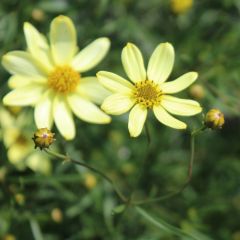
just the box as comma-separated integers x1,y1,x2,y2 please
145,122,151,146
133,129,199,205
44,149,127,203
130,124,151,199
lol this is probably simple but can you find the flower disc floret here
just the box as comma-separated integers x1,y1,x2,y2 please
133,80,162,108
48,66,80,94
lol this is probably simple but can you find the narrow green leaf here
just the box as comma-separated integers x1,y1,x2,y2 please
29,218,44,240
135,207,211,240
112,204,126,215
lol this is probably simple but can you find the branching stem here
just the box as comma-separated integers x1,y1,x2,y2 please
44,149,127,203
132,126,206,205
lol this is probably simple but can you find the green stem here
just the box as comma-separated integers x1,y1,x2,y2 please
44,149,127,203
133,128,203,205
130,124,151,200
145,122,151,146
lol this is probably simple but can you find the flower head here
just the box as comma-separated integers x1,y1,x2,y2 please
171,0,193,14
2,15,111,140
204,109,224,130
97,43,202,137
0,106,52,174
33,128,55,150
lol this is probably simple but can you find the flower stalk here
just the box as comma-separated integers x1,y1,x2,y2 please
44,148,128,203
132,126,206,205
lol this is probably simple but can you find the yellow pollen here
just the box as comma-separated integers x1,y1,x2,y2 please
48,66,80,94
133,80,162,108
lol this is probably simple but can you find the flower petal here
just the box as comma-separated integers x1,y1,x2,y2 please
34,90,54,129
121,43,146,82
53,95,75,140
24,22,53,73
8,76,33,88
50,15,77,65
67,94,111,124
8,142,31,167
26,153,52,175
147,42,174,84
3,84,45,106
161,72,198,94
101,93,135,115
2,51,47,77
72,38,110,72
97,71,133,94
8,75,47,89
76,77,110,104
128,104,147,137
153,105,186,129
161,95,202,116
24,22,48,50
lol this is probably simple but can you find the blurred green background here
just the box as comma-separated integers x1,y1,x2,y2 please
0,0,240,239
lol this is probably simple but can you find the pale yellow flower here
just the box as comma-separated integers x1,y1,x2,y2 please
0,106,51,174
2,15,111,140
171,0,193,14
97,43,202,137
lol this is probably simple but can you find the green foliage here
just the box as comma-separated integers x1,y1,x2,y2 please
0,0,240,239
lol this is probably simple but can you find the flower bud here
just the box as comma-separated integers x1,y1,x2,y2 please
51,208,63,223
84,173,97,190
204,109,225,129
189,84,205,100
31,8,45,21
15,193,25,205
33,128,55,150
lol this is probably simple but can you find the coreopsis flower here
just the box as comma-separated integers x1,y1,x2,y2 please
0,106,51,174
171,0,193,14
97,43,202,137
2,15,111,140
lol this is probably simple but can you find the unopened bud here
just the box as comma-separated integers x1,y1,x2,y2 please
33,128,55,150
15,193,25,205
51,208,63,223
205,109,225,129
189,84,205,100
84,173,97,189
31,8,45,21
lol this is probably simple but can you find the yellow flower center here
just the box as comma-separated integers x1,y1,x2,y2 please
133,80,162,108
16,135,29,146
48,66,80,94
